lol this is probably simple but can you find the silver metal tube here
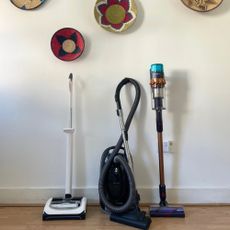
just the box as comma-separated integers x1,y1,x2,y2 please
117,109,134,170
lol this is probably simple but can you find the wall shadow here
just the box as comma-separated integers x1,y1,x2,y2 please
167,70,190,201
206,0,230,16
122,0,144,35
124,80,157,189
73,76,86,192
78,34,91,62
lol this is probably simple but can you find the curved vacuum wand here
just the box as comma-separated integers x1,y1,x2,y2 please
149,64,185,217
115,78,140,171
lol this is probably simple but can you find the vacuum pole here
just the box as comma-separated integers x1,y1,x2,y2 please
64,73,75,198
150,64,167,206
156,113,167,206
158,131,165,185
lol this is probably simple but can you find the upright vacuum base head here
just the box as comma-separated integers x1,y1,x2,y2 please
150,204,185,218
42,197,87,220
110,208,151,230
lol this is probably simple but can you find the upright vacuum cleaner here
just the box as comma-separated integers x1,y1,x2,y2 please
43,74,87,220
149,64,185,218
99,78,151,229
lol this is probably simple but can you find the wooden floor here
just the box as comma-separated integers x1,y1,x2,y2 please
0,205,230,229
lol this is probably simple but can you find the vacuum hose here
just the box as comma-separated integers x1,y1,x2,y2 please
98,78,141,214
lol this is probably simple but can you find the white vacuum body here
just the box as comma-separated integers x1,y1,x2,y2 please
43,197,87,220
42,74,87,220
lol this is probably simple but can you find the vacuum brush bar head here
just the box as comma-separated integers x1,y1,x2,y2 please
42,197,87,220
150,205,185,218
110,209,151,230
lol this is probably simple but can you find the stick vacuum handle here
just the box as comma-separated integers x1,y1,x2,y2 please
156,108,163,133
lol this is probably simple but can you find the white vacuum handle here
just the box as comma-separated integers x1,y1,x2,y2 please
64,73,74,196
64,128,74,196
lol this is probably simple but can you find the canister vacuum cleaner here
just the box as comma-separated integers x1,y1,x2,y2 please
149,64,185,218
99,78,151,229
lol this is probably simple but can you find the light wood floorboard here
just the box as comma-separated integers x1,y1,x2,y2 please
0,206,230,229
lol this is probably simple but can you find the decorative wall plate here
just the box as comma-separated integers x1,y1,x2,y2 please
181,0,223,12
51,28,85,62
94,0,137,33
10,0,46,10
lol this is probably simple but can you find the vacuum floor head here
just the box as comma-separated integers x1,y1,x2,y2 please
49,197,81,209
150,205,185,218
110,209,151,230
42,197,87,220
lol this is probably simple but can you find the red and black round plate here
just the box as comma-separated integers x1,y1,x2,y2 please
51,28,85,61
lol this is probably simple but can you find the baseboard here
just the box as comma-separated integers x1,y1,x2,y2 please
0,187,230,205
139,187,230,204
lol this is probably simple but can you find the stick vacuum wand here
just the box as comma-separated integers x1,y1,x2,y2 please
149,65,185,217
150,64,167,206
69,73,73,128
42,73,87,220
64,73,75,198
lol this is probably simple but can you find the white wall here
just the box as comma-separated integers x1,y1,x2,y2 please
1,0,230,204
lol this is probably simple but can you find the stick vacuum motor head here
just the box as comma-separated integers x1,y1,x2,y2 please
150,63,164,74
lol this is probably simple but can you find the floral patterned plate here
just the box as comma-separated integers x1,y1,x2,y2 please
181,0,223,12
51,28,85,62
10,0,46,10
94,0,137,33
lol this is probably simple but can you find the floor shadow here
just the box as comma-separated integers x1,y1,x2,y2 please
167,70,190,202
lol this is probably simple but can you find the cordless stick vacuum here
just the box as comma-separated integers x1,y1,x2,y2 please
149,64,185,218
43,74,87,220
99,78,151,229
